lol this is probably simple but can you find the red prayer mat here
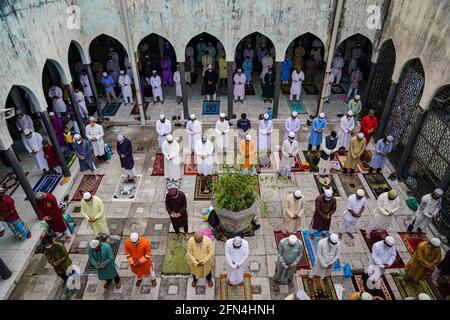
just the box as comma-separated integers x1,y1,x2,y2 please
244,84,255,95
130,102,149,115
278,151,307,172
358,150,372,172
151,153,164,176
360,229,405,268
273,230,310,269
71,174,104,201
184,154,198,175
398,232,428,256
351,273,396,300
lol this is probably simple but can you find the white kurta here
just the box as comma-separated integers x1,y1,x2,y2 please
173,71,182,97
343,194,367,223
338,116,355,149
156,120,172,147
74,91,89,118
215,120,230,151
16,114,34,132
290,70,305,97
186,120,202,152
258,120,273,151
284,193,305,233
22,132,48,170
149,76,163,99
233,73,246,98
365,240,396,274
280,140,299,170
284,118,301,141
195,140,214,176
79,74,93,97
48,87,66,114
260,55,273,79
368,192,400,232
413,194,442,230
310,238,341,279
85,124,105,157
118,74,133,102
161,140,181,180
225,238,249,285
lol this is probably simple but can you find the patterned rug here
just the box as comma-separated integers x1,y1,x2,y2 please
338,173,365,197
287,99,308,114
302,150,320,172
245,84,255,95
358,150,372,172
351,273,396,300
0,172,28,196
302,230,341,271
102,102,120,117
218,273,253,300
301,275,338,300
273,230,310,269
398,232,428,256
161,233,192,275
112,175,141,200
151,153,165,176
184,154,198,175
313,175,340,197
278,151,305,172
71,174,104,201
331,84,346,94
202,100,220,115
32,174,62,193
302,83,320,95
363,173,392,199
336,152,361,173
391,273,436,299
130,102,149,115
63,149,77,168
360,229,405,268
85,238,121,273
194,175,218,200
280,84,290,95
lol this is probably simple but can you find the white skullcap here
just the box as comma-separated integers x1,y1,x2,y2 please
319,113,325,118
384,236,395,246
288,131,296,139
89,116,96,122
120,70,125,74
329,233,339,244
233,236,243,246
296,289,310,300
74,134,81,141
190,114,196,120
35,192,45,200
324,189,333,198
90,239,99,249
23,129,31,136
361,292,373,300
207,64,213,69
237,68,242,72
356,189,365,197
49,111,55,116
357,132,365,139
288,234,298,245
263,113,269,120
294,190,302,198
166,135,174,142
355,95,361,100
130,232,139,243
160,114,165,120
83,192,92,200
291,111,298,117
152,70,157,73
430,237,441,247
347,110,353,116
418,293,431,300
434,188,444,197
102,72,107,76
386,135,394,142
117,134,124,142
245,134,251,141
220,113,226,118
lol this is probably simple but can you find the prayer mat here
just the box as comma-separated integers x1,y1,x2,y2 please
360,229,405,268
278,151,306,172
71,174,104,201
331,84,346,94
63,149,76,168
302,230,341,271
112,175,142,200
391,273,436,299
273,230,310,269
338,173,365,197
429,278,450,300
336,151,361,173
0,172,28,196
85,238,121,274
398,232,428,256
101,102,120,117
301,275,338,300
184,154,198,175
161,233,192,275
313,175,340,198
302,83,320,95
202,100,220,115
87,104,97,116
194,175,218,200
150,153,165,176
351,273,395,300
287,99,308,114
32,174,62,194
130,102,149,115
244,84,255,95
218,273,253,300
363,173,392,199
257,154,275,172
280,84,290,95
302,150,320,172
358,150,372,172
337,94,346,103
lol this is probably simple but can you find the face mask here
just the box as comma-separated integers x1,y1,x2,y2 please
77,141,82,144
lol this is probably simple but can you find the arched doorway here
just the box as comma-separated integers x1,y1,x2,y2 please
364,39,396,118
385,58,425,170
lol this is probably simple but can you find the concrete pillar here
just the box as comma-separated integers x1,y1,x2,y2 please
3,148,36,212
227,61,233,117
179,62,189,119
65,84,86,138
374,81,397,140
272,62,282,119
40,111,71,178
399,109,426,176
86,65,103,119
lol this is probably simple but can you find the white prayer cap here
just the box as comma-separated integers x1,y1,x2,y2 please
329,233,339,244
245,134,252,141
89,116,96,122
35,192,45,200
90,239,100,249
294,190,302,198
291,111,298,117
190,114,196,120
152,70,157,73
296,289,310,300
347,110,353,116
117,134,124,142
384,236,395,246
102,72,107,77
263,113,269,120
237,68,242,72
220,113,226,118
207,64,213,69
83,192,92,200
319,112,325,118
430,237,441,247
324,189,333,198
233,236,243,246
386,135,394,142
418,293,431,300
166,135,174,142
361,292,373,300
49,111,55,116
130,232,139,243
288,235,298,245
23,129,31,136
357,132,365,140
288,131,295,139
120,70,125,74
355,95,361,100
434,188,444,197
159,114,165,120
356,189,365,197
74,134,81,141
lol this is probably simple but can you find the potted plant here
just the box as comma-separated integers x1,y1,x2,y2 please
211,167,259,235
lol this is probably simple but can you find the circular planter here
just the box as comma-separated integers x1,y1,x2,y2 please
212,200,260,235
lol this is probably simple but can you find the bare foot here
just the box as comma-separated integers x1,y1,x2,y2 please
115,282,122,289
338,233,343,240
271,280,278,288
207,279,213,287
348,232,354,240
172,234,180,241
151,279,157,287
135,279,142,287
184,233,190,241
288,281,295,288
191,280,197,288
26,232,32,239
104,282,111,289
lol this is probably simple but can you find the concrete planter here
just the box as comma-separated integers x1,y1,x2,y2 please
213,200,260,235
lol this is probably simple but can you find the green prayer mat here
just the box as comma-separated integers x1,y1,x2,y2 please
219,273,253,300
287,99,308,114
161,233,192,275
302,150,320,172
392,273,436,299
338,173,365,197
